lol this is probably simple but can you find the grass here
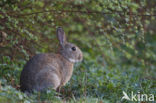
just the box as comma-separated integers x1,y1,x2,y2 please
0,56,155,103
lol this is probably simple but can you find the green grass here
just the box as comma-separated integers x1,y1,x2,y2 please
0,56,155,103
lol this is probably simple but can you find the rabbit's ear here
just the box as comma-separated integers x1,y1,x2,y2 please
57,27,66,46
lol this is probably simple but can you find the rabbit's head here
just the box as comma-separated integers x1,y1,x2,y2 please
57,27,83,63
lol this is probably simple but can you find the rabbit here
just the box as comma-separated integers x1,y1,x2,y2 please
20,27,83,92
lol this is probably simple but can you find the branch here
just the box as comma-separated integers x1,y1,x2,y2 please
0,9,156,17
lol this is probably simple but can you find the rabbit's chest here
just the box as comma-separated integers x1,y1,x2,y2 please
61,66,73,86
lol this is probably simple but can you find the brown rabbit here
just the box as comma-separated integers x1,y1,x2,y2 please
20,27,83,92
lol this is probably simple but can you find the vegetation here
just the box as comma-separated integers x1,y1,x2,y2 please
0,0,155,103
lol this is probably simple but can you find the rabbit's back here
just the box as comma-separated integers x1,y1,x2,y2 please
20,53,74,92
20,53,62,92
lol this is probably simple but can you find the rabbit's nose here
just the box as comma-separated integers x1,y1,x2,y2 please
78,54,83,61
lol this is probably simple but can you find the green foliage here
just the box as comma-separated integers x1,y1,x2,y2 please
0,0,155,103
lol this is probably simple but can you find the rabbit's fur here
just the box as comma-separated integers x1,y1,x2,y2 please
20,27,83,92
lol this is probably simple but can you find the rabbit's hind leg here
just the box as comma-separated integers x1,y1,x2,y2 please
34,69,61,91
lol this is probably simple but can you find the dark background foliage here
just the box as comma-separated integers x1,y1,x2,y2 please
0,0,155,103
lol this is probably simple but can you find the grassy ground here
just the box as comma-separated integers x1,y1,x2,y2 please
0,56,155,103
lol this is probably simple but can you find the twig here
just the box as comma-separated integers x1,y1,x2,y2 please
0,9,156,17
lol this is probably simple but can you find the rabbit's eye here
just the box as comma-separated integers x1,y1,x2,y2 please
71,47,76,51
